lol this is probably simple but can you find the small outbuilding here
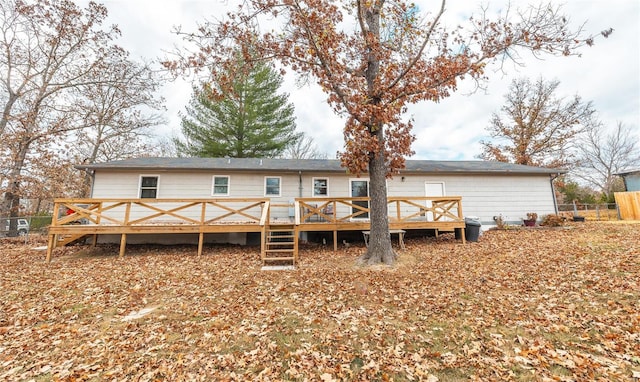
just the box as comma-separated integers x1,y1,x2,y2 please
615,169,640,192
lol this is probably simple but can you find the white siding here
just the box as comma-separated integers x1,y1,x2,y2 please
92,170,556,224
388,174,555,223
92,172,141,198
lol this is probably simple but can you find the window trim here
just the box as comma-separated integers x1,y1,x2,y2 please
139,175,160,199
264,176,282,197
312,177,329,197
212,175,230,196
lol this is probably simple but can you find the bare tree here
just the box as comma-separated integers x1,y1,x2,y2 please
72,57,166,195
19,153,86,210
574,121,640,199
479,77,595,168
282,134,328,159
0,0,124,227
152,136,179,158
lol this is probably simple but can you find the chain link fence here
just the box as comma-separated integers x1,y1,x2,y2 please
1,215,52,243
557,202,620,221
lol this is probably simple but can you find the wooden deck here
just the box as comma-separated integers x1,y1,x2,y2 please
46,196,467,263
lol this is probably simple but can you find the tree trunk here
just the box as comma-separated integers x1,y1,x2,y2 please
359,131,396,265
1,137,30,236
0,92,19,137
357,3,396,265
2,191,20,237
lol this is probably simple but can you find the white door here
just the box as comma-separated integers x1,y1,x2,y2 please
425,182,445,221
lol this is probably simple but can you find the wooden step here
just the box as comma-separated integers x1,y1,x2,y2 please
56,234,89,247
263,256,295,261
264,224,297,266
265,248,295,253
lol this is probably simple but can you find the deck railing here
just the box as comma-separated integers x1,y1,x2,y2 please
294,196,464,224
51,198,270,227
52,196,463,228
47,196,465,261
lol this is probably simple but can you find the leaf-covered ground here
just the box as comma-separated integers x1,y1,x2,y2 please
1,222,638,381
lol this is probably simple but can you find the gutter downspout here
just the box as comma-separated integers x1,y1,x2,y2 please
83,167,96,198
550,173,560,214
89,170,96,198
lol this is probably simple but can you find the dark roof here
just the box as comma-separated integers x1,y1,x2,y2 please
76,157,565,175
615,169,640,176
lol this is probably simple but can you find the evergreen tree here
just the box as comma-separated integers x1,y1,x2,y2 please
175,61,299,158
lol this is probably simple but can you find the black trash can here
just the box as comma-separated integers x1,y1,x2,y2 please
464,217,482,242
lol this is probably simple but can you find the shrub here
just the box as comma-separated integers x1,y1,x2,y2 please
540,214,564,227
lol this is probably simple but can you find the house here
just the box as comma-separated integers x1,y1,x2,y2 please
615,169,640,192
71,157,563,246
613,169,640,220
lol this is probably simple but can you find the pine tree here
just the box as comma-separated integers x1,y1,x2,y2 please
175,61,299,158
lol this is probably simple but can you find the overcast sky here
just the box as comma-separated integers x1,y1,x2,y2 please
95,0,639,160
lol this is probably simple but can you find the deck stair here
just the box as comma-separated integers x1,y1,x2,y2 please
55,233,89,247
263,223,297,266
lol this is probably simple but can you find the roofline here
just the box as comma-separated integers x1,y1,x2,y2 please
74,167,566,175
614,169,640,176
75,158,567,176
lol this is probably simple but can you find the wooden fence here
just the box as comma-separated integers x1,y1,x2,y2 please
614,192,640,220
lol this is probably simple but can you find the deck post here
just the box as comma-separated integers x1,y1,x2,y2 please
119,234,127,257
46,201,60,262
119,201,132,257
198,202,206,256
294,226,299,264
197,232,204,256
46,234,55,262
260,226,266,261
333,230,337,253
92,201,102,247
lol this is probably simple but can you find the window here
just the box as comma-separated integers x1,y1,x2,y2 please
212,176,230,196
313,178,328,197
140,176,158,198
264,177,281,197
